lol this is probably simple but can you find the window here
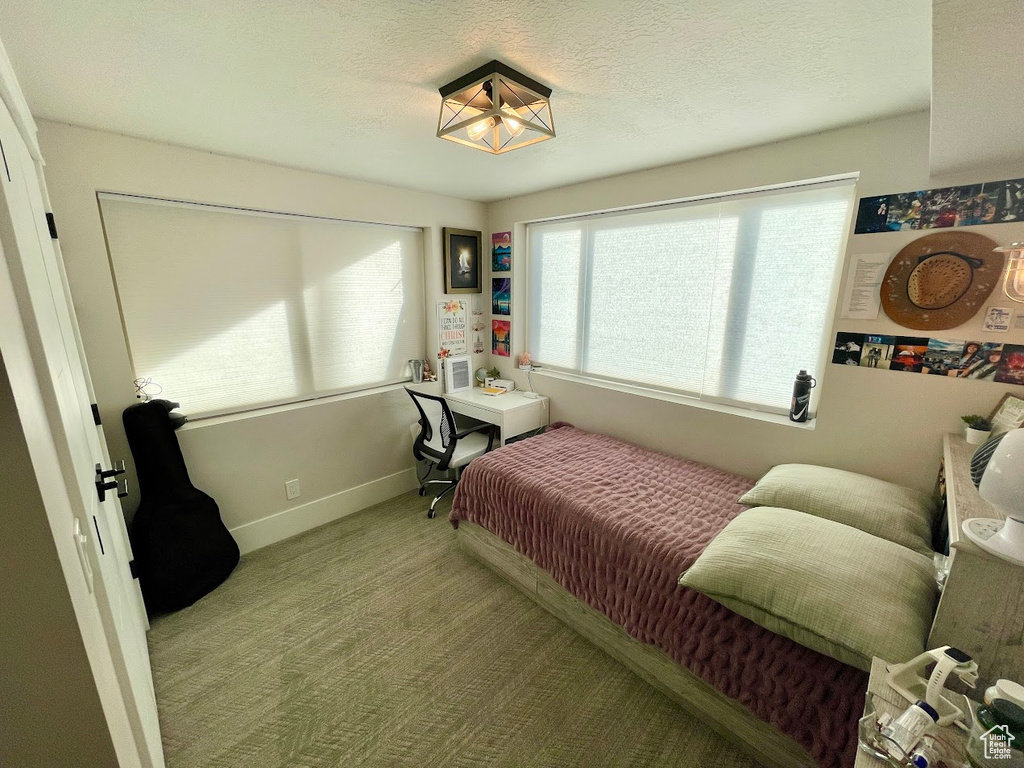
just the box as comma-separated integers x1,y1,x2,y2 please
527,178,855,414
99,194,425,417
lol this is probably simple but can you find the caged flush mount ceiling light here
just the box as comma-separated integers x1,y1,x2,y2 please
437,60,554,154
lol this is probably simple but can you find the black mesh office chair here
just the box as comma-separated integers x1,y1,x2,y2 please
406,388,496,518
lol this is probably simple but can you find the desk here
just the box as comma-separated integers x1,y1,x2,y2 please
408,383,549,446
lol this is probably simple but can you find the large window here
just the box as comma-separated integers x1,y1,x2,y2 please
99,194,425,417
527,178,855,414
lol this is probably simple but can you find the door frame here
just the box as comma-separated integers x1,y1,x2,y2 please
0,40,161,767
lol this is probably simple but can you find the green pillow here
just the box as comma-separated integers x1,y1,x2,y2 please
679,508,937,671
738,464,936,555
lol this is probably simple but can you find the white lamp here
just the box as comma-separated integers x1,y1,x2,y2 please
963,429,1024,565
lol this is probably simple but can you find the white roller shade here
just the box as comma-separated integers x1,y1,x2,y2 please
527,178,855,413
99,194,425,417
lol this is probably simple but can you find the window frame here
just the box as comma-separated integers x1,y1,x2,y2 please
524,175,858,418
97,191,428,420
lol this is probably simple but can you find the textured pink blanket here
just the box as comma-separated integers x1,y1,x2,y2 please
450,424,866,768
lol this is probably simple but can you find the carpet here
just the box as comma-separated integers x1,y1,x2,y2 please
148,490,760,768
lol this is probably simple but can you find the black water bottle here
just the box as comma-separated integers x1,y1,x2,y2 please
789,370,816,422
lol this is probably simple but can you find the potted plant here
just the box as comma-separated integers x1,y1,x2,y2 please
962,414,993,445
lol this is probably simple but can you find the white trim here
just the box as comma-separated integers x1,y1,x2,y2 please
0,39,40,161
524,173,858,225
229,468,418,555
177,382,413,428
533,368,816,430
96,191,423,232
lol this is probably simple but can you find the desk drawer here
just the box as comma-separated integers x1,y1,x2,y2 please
447,399,497,424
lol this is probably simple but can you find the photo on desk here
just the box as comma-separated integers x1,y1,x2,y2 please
492,278,511,316
492,319,511,357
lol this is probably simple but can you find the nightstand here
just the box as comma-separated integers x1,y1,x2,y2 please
929,434,1024,691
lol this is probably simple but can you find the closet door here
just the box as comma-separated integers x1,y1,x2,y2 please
0,89,163,766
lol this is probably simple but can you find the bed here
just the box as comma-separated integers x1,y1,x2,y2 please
449,424,869,768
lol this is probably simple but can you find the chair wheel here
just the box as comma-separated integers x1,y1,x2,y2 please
427,510,435,519
418,487,426,496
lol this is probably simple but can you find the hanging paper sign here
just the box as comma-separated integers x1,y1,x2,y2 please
438,300,468,355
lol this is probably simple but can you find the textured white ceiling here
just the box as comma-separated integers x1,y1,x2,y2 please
0,1,932,202
931,0,1024,176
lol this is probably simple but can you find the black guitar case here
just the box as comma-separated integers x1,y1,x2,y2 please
123,400,239,613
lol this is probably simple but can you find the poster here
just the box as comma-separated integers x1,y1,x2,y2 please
995,345,1024,385
832,333,863,366
492,277,511,315
492,231,511,271
840,254,888,319
860,335,894,370
437,300,467,355
889,337,930,373
983,306,1012,333
492,319,511,357
922,339,964,375
854,176,1024,233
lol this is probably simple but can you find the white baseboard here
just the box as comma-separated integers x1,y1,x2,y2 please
229,468,418,555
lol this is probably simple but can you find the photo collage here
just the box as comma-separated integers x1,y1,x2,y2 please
491,231,512,357
855,176,1024,234
833,332,1024,385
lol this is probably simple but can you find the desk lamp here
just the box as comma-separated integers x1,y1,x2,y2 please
963,429,1024,566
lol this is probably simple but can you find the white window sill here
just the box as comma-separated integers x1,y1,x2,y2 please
176,382,410,431
532,368,816,430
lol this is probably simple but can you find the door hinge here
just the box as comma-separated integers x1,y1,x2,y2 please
46,212,59,239
129,559,139,579
91,403,101,426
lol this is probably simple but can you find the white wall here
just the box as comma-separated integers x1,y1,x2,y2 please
39,120,486,550
486,112,1024,492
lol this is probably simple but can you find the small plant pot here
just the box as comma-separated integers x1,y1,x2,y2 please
965,426,992,445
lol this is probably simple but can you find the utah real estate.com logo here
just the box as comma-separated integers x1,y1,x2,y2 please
982,724,1016,760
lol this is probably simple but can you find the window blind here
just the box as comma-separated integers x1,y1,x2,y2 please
99,194,425,417
527,179,855,414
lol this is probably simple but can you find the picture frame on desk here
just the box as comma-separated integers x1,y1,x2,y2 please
442,227,482,294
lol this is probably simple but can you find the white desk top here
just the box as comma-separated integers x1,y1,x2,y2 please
408,382,545,413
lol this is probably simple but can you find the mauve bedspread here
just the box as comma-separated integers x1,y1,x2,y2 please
450,424,867,768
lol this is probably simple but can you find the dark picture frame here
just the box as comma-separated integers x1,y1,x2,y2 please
442,227,482,294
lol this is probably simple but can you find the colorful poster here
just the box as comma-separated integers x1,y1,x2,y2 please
492,319,511,357
922,339,965,375
492,231,511,271
832,333,864,366
492,277,511,315
860,335,894,370
996,345,1024,385
437,300,467,355
854,176,1024,234
958,343,1003,380
889,337,930,373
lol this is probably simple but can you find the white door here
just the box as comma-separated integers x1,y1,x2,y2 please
0,90,163,765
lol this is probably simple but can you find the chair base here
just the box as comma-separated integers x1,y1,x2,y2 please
418,467,461,519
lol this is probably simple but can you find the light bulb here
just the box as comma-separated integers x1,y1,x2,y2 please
500,105,525,138
466,117,495,142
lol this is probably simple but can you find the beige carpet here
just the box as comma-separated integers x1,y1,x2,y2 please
148,491,760,768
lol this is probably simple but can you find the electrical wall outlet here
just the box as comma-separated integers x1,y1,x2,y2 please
285,479,301,500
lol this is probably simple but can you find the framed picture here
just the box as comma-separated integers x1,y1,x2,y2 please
492,231,511,271
989,393,1024,435
442,227,482,294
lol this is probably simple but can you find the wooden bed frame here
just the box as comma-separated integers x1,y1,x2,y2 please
456,522,816,768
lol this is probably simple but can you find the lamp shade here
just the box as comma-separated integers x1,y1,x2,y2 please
437,60,554,154
979,428,1024,520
